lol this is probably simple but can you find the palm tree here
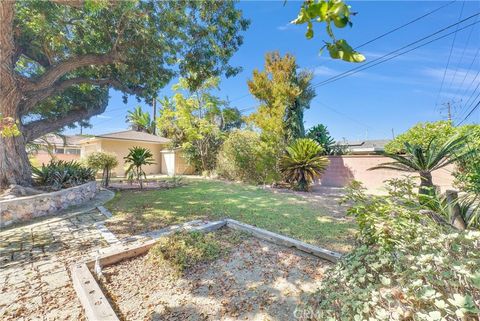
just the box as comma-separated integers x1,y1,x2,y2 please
279,138,329,191
124,146,155,189
126,106,155,134
369,136,469,195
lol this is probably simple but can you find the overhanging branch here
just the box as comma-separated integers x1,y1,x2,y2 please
22,77,145,114
23,53,119,93
23,103,107,142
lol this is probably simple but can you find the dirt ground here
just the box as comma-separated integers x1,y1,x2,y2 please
100,230,331,321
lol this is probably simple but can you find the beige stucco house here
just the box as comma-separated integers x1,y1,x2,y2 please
79,130,194,177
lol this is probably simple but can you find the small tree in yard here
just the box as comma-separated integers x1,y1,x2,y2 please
306,124,335,155
279,138,329,191
124,147,155,189
85,152,118,187
369,136,470,196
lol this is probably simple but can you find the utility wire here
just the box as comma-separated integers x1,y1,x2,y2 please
354,0,457,49
311,15,480,88
446,11,478,93
457,80,480,120
435,1,466,106
455,66,480,119
457,98,480,125
228,2,458,105
453,47,480,99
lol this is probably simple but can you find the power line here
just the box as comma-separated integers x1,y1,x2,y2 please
446,9,478,93
452,46,480,99
435,1,466,106
227,2,458,106
457,98,480,125
455,66,480,119
311,15,480,88
457,80,480,120
354,0,457,49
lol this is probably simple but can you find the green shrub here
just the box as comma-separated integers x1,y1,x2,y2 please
148,231,222,275
217,130,280,184
385,121,456,154
299,180,480,321
302,230,480,321
32,160,95,190
84,151,118,187
279,138,329,191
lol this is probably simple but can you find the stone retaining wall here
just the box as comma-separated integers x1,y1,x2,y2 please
0,181,97,228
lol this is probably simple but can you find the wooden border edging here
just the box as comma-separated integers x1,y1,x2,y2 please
71,262,119,321
225,219,342,263
72,220,226,321
72,219,341,320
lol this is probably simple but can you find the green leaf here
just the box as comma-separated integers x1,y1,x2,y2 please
327,39,366,63
306,22,314,39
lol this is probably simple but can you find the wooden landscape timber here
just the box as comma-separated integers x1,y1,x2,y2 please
71,219,342,320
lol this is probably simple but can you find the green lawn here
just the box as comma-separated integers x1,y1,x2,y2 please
105,178,357,253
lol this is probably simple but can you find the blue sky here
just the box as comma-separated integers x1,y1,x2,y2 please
66,1,480,141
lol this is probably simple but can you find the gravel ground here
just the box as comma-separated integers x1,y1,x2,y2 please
101,229,332,321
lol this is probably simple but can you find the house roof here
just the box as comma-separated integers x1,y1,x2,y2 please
82,130,170,144
33,134,85,147
338,139,391,154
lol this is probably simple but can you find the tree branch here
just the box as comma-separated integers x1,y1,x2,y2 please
23,52,119,93
23,103,107,142
21,77,145,114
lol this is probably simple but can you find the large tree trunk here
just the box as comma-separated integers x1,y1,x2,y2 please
0,133,32,189
0,1,33,189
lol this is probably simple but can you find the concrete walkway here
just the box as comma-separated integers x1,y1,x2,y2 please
0,190,114,321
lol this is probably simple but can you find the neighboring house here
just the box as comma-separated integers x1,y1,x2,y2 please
338,139,391,155
30,134,84,165
79,130,194,176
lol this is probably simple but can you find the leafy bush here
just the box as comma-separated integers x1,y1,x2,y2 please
302,230,480,321
385,121,456,154
32,160,95,190
124,146,155,189
216,130,277,184
279,138,329,191
84,151,118,187
148,231,222,275
299,181,480,321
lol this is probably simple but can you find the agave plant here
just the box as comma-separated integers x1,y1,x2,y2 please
32,160,95,190
279,138,329,191
124,146,155,189
369,135,470,195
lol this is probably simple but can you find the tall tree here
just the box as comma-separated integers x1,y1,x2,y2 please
247,52,315,144
0,0,248,188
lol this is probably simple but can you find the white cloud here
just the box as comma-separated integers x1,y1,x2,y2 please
313,66,339,76
277,23,292,31
421,67,480,90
